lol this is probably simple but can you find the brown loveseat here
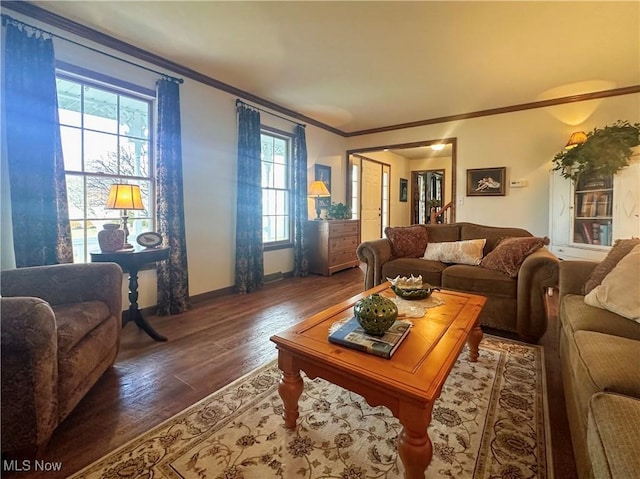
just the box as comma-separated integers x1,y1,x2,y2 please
356,222,559,342
558,246,640,479
1,262,123,456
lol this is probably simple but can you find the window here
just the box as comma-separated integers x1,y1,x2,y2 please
351,163,359,219
260,129,292,247
56,74,154,262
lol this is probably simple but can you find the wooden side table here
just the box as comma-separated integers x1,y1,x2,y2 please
91,247,170,342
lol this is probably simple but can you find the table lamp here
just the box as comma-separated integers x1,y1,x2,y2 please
106,184,144,249
308,180,331,220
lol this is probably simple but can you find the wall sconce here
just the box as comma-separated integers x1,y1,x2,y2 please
308,180,331,220
106,184,145,248
565,131,587,149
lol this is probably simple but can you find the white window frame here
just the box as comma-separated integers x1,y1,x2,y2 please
260,127,293,249
56,69,155,262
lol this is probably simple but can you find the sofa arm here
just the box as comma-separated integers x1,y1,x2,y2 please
1,297,58,453
516,248,560,341
558,260,598,307
1,263,123,320
356,238,393,289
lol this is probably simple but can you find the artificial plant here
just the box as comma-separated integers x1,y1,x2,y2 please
552,120,640,182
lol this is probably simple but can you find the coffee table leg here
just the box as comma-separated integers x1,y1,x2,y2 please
398,402,433,479
467,319,483,362
277,351,304,429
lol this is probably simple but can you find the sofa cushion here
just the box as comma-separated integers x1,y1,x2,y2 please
422,239,486,265
381,258,446,287
423,223,461,243
560,294,640,341
460,223,531,255
52,300,113,353
588,392,640,479
569,331,640,425
442,264,517,298
584,238,640,294
480,236,549,278
584,244,640,321
384,225,429,258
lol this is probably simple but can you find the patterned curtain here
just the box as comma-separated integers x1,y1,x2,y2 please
235,104,264,293
155,78,190,315
3,19,73,267
292,124,309,277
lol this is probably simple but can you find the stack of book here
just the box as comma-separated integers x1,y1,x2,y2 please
328,317,411,359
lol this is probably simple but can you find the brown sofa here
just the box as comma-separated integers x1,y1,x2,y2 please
558,259,640,479
1,262,123,456
356,222,559,342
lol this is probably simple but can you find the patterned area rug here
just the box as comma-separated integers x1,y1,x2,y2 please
70,336,551,479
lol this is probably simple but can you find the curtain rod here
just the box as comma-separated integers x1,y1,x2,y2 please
236,99,306,128
1,14,184,84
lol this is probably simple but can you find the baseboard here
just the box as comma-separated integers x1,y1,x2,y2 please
138,271,296,314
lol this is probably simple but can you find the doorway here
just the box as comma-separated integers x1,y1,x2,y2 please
412,169,445,224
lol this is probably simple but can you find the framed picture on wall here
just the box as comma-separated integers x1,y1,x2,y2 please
315,164,332,207
466,167,506,196
399,178,408,202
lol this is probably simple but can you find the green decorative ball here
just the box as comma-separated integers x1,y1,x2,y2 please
353,293,398,336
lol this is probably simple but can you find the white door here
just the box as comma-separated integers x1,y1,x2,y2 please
361,159,383,242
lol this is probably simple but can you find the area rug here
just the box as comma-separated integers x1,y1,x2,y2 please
70,336,551,479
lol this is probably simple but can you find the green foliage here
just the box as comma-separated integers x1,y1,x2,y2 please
325,202,352,220
552,120,640,182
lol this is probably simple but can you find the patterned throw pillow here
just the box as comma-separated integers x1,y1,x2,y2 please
583,238,640,294
422,239,486,265
480,236,549,278
384,225,429,258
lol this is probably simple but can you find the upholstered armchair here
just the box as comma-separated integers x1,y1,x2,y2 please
1,262,123,457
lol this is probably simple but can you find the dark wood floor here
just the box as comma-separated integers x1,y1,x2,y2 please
4,267,577,479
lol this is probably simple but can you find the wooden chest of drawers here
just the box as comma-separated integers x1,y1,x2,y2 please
306,220,361,276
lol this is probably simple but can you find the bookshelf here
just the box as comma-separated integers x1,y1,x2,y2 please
573,173,613,247
549,148,640,261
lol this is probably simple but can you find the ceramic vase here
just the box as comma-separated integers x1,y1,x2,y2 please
98,223,125,252
353,293,398,336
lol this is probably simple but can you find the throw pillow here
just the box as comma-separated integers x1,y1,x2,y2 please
480,236,549,278
584,244,640,322
422,239,486,265
583,238,640,294
384,225,429,258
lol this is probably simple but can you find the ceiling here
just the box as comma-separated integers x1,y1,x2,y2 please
23,1,640,134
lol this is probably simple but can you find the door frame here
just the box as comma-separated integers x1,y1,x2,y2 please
346,138,457,225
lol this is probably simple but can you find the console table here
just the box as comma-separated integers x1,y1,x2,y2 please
90,247,170,342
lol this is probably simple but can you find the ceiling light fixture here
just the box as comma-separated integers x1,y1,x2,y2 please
430,144,446,151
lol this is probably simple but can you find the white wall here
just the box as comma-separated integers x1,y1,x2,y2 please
345,94,640,237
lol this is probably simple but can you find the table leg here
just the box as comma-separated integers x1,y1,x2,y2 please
467,319,483,362
277,352,304,429
126,269,167,342
397,402,433,479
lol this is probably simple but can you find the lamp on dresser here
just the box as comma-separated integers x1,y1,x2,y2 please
308,180,331,220
105,183,144,249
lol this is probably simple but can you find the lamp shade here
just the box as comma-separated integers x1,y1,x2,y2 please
106,184,144,210
308,180,331,197
565,131,587,149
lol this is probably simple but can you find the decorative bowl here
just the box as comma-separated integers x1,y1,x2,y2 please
391,284,440,300
353,293,398,335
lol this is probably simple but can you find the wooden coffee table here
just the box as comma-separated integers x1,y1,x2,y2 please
270,282,486,479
